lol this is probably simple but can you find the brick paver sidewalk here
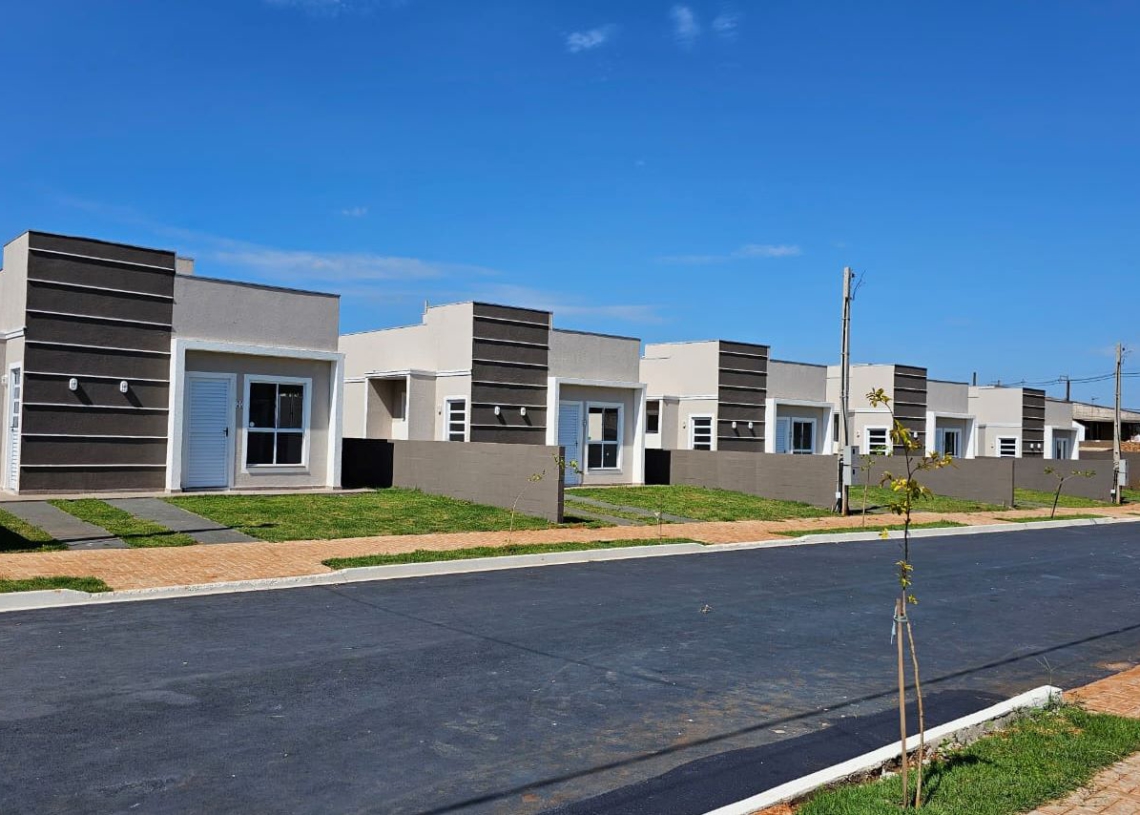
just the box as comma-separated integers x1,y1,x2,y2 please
0,505,1134,591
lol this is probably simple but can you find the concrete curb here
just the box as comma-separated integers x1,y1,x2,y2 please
2,515,1136,614
701,685,1063,815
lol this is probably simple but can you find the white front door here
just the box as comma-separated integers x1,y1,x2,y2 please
558,401,583,486
185,375,233,489
7,366,21,491
1054,435,1071,460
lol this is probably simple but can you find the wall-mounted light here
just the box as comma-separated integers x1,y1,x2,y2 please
68,378,78,392
119,380,129,394
747,421,754,430
493,405,501,416
731,421,737,429
519,406,527,417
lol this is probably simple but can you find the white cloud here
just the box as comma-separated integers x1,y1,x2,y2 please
472,284,664,324
670,5,700,48
340,206,368,217
566,25,616,54
657,243,802,264
711,12,740,39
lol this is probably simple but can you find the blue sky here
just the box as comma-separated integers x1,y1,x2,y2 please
2,1,1138,405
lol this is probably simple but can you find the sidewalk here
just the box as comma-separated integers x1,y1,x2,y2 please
0,505,1135,591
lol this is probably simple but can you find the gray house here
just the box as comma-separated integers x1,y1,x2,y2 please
0,231,344,494
340,301,646,486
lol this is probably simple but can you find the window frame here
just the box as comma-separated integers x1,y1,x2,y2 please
996,436,1019,458
690,414,714,451
585,401,623,472
1053,434,1071,460
242,375,312,471
645,399,661,435
863,425,891,455
938,427,962,458
444,396,468,442
790,417,816,455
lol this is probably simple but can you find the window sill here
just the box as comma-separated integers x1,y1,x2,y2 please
586,468,623,474
244,464,311,472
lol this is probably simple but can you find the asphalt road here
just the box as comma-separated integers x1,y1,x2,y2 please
2,524,1139,815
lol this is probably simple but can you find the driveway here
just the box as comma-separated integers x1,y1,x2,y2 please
1,525,1138,814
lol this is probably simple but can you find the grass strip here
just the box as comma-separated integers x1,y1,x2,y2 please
798,705,1140,815
0,508,65,553
778,521,966,538
168,488,559,542
1014,488,1109,509
1000,513,1104,523
567,486,830,522
853,485,1004,514
49,500,196,548
323,538,697,569
0,576,111,594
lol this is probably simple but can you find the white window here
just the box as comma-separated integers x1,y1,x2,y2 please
864,426,890,455
246,377,310,467
1054,436,1071,460
445,398,467,442
937,428,961,457
791,418,815,455
690,415,713,451
646,400,661,435
997,436,1018,457
586,404,622,470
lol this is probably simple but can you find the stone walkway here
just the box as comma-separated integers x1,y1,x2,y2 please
105,498,257,545
0,504,1134,591
3,501,125,549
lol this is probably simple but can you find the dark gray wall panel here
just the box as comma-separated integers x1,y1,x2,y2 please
1080,449,1140,487
28,232,175,269
18,467,166,493
471,383,547,408
472,338,548,366
718,387,766,407
470,426,547,445
24,374,170,410
717,340,768,452
21,437,167,466
1021,389,1046,458
26,313,172,353
25,344,170,380
27,281,175,325
470,303,551,445
472,302,550,326
665,450,836,508
23,405,169,437
855,455,1014,507
470,405,546,428
472,319,550,346
471,360,547,386
27,254,176,297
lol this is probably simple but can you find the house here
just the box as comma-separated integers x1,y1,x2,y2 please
0,231,344,494
924,378,978,458
340,301,646,487
1072,400,1140,446
827,363,931,455
968,385,1050,459
640,339,772,453
765,360,835,455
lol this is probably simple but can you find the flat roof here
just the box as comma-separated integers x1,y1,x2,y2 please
186,273,339,299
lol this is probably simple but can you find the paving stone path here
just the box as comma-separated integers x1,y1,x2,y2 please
3,502,125,549
105,498,257,545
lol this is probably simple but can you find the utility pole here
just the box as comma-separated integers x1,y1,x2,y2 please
1063,375,1071,402
838,267,855,515
1113,343,1123,505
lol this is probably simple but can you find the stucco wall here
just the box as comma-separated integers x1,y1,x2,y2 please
184,351,334,489
1014,458,1114,501
970,386,1024,426
174,276,338,351
676,398,719,450
978,425,1023,458
558,384,642,485
0,233,29,334
641,341,720,397
1046,398,1074,427
928,380,969,414
550,330,640,383
662,449,838,508
768,360,827,402
854,455,1014,507
771,403,831,453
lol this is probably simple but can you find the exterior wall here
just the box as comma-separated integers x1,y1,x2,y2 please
677,398,719,450
641,341,720,398
557,383,642,485
343,380,365,438
1014,458,1114,502
470,303,550,445
768,360,827,402
1046,398,1074,427
716,341,768,452
183,351,333,489
854,456,1015,507
978,424,1023,458
0,233,30,333
927,380,969,414
341,438,564,522
550,330,640,383
971,386,1026,458
432,373,472,441
769,403,832,454
17,232,177,493
173,276,338,351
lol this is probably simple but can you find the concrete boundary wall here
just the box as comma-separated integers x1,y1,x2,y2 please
854,456,1015,508
1080,450,1140,488
1013,458,1115,502
647,449,838,509
342,439,564,522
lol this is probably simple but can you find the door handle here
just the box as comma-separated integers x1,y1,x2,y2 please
224,427,229,437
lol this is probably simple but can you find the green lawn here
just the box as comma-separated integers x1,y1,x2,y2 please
1122,487,1139,504
1001,513,1104,523
799,706,1140,815
852,485,1004,514
563,497,675,525
778,521,966,538
323,538,697,569
50,500,197,548
0,576,111,593
567,486,830,522
1013,488,1110,509
0,508,64,553
167,488,563,542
